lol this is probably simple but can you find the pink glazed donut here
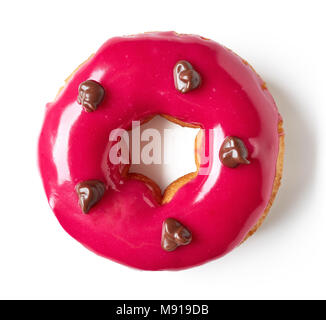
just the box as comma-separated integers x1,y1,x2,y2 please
38,32,284,270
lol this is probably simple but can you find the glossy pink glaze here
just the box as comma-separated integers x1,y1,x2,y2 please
38,32,281,270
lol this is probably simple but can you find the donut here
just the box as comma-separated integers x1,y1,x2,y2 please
38,32,284,270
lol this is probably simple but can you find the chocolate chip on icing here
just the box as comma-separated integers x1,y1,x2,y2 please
77,80,105,112
161,218,192,252
174,60,201,93
75,180,106,213
219,136,250,168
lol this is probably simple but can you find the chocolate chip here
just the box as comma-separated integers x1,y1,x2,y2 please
77,80,105,112
219,136,250,168
174,60,201,93
75,180,106,213
161,218,192,252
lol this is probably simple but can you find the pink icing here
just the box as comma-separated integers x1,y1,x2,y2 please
38,32,281,270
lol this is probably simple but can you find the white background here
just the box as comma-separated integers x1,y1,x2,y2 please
0,0,325,300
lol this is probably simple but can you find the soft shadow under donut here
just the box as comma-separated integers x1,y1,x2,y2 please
258,81,317,232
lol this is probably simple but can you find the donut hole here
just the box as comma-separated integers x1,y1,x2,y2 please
126,115,202,204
